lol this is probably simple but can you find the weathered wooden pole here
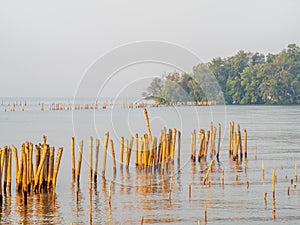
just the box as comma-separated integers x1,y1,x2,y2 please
204,160,214,185
135,134,139,167
217,123,221,161
47,147,55,190
143,108,152,139
22,148,28,205
120,136,124,167
0,150,4,206
272,168,276,199
102,132,109,177
71,137,76,181
89,136,93,186
94,139,100,183
76,141,83,186
33,146,47,192
109,139,116,176
52,147,63,195
7,148,12,194
177,130,181,164
244,129,247,158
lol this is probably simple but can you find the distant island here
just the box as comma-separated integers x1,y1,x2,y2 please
143,44,300,105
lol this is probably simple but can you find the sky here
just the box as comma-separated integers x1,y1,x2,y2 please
0,0,300,98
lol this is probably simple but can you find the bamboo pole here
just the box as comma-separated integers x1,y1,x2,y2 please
228,122,232,156
89,136,93,186
244,129,247,158
128,136,134,167
110,139,116,175
47,147,55,190
203,160,214,185
198,129,205,162
170,128,176,162
52,147,63,194
102,132,109,177
12,146,19,184
33,146,47,192
29,143,34,190
138,136,144,168
217,123,221,161
94,139,100,183
143,108,152,139
120,136,124,167
0,150,4,205
7,148,12,194
238,125,243,159
3,147,8,195
177,130,181,164
71,137,75,181
35,145,40,176
135,134,139,167
22,148,28,205
205,130,210,159
272,168,276,199
76,141,83,186
231,121,235,156
125,139,129,168
153,137,157,167
17,146,25,193
233,132,239,161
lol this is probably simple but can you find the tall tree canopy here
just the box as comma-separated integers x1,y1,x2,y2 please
143,44,300,105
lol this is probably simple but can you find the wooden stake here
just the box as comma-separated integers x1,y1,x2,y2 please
7,148,12,194
52,147,63,194
71,137,75,181
110,139,116,175
22,148,28,205
94,139,100,183
47,147,55,190
102,132,109,177
217,123,221,161
204,160,214,185
244,129,247,158
120,136,124,167
272,168,276,199
177,130,181,164
125,139,129,168
76,141,83,186
3,147,8,195
128,136,134,167
143,108,152,139
12,146,19,184
89,136,93,185
135,134,139,167
0,149,4,206
33,146,47,192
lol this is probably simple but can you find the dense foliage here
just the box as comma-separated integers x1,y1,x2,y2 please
143,44,300,105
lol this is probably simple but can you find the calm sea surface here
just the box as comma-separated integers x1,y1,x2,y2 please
0,103,299,224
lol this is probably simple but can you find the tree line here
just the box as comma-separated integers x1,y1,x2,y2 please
143,44,300,105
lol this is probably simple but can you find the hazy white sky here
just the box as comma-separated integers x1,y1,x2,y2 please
1,0,299,97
